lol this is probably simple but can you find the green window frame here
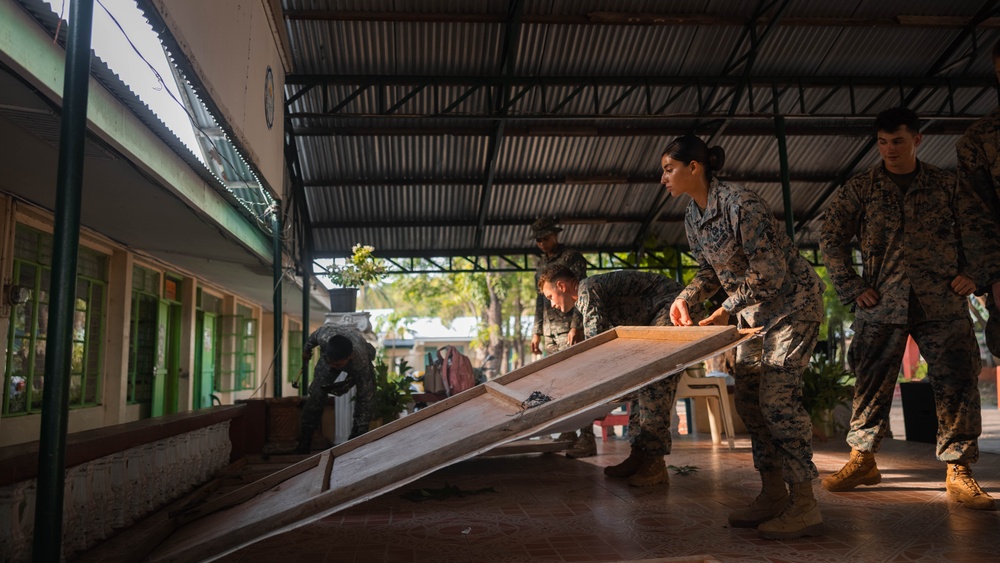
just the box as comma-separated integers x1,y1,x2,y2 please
127,265,160,404
216,304,257,392
4,224,107,416
287,320,302,383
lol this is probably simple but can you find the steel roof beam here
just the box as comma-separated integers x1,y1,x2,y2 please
290,120,978,137
309,208,810,230
285,74,995,89
301,172,833,187
283,10,1000,29
473,0,525,255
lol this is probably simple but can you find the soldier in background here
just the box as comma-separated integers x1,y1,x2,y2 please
295,325,377,454
664,134,826,539
538,265,684,487
529,217,595,458
955,38,1000,358
822,107,999,511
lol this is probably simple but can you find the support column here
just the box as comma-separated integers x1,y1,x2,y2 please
103,249,133,425
34,0,94,559
301,250,311,394
271,205,282,397
775,115,795,241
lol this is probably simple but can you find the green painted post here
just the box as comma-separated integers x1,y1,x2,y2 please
34,1,94,560
301,248,311,394
272,205,282,397
775,115,796,241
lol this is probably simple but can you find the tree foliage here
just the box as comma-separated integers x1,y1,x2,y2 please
371,260,535,375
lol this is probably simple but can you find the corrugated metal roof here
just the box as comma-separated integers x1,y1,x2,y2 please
281,0,1000,262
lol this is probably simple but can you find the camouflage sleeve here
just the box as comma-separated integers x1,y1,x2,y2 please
577,284,610,339
304,327,322,357
950,174,1000,288
533,271,545,336
326,369,357,396
956,133,1000,222
819,179,869,305
568,251,587,330
568,251,588,280
719,197,788,313
677,212,723,305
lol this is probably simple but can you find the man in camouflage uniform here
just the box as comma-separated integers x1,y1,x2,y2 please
955,39,1000,358
295,324,377,453
821,107,999,511
529,217,595,457
662,133,825,539
538,265,684,487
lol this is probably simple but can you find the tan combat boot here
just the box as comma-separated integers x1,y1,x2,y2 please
728,470,788,528
757,480,825,540
822,449,881,492
604,445,646,478
556,431,578,443
627,455,668,487
566,430,597,458
946,463,997,510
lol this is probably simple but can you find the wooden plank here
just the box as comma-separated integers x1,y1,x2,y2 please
174,455,321,526
311,451,335,495
477,438,574,457
483,381,533,408
149,326,753,563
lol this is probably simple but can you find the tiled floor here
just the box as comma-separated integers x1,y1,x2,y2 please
219,411,1000,563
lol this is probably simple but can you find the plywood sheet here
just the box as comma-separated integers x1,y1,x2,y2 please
149,326,753,562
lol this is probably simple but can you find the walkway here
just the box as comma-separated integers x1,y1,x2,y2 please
218,406,1000,562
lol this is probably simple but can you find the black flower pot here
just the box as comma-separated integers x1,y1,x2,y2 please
328,287,358,312
899,381,937,444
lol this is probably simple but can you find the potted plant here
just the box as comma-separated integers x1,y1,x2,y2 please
327,244,386,311
370,357,415,428
801,351,854,440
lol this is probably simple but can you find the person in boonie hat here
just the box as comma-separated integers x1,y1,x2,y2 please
529,216,563,241
528,216,596,458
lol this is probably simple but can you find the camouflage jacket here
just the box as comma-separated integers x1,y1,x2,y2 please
678,179,824,331
305,324,377,399
956,108,1000,224
577,271,685,338
534,244,587,336
820,161,1000,324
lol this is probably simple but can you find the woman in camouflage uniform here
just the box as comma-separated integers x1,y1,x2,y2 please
663,134,826,540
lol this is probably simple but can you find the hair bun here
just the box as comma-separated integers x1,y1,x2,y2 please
708,146,726,171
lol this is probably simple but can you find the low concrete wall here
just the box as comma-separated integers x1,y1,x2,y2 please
0,406,243,561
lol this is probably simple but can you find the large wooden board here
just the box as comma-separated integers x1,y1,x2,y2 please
148,326,754,562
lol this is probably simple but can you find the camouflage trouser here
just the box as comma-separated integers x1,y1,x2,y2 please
734,317,819,483
622,303,679,454
545,334,595,438
847,311,982,463
298,366,367,449
298,379,330,448
626,376,679,456
544,332,571,355
987,293,1000,358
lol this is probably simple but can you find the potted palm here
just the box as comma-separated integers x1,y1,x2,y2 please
327,244,386,311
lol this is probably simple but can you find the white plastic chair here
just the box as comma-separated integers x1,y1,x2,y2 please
676,371,736,449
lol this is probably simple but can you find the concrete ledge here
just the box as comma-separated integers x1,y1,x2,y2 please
0,405,244,487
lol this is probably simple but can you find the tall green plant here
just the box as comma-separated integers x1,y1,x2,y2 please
372,357,415,423
801,351,854,423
